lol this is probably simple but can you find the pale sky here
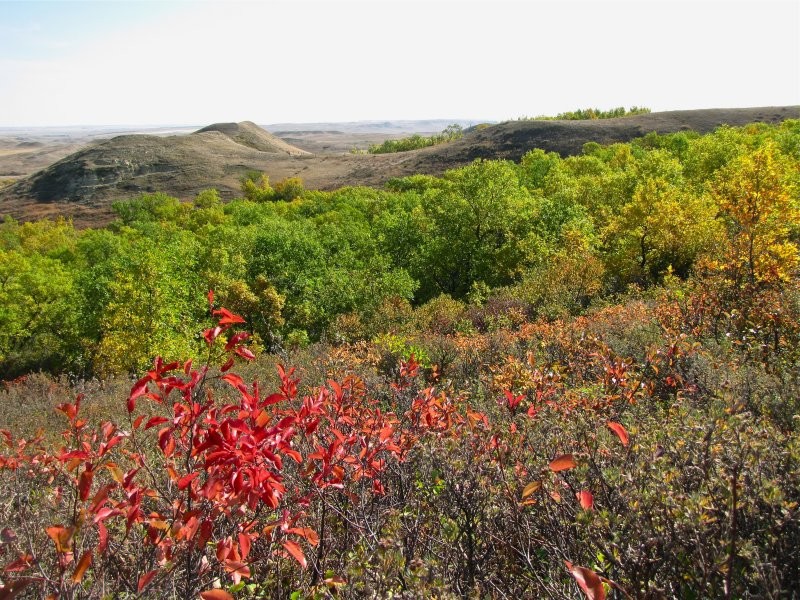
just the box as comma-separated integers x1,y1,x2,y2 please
1,0,798,126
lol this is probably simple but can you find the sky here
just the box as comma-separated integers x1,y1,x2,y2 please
0,0,798,126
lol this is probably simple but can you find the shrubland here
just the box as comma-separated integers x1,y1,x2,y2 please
1,119,799,598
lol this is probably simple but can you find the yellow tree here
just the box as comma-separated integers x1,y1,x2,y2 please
702,141,800,365
604,176,719,286
710,141,799,286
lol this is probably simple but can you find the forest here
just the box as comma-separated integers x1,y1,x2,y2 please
0,119,799,598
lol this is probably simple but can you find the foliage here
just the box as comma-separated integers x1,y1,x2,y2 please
368,124,463,154
3,277,800,597
520,106,652,121
2,120,799,378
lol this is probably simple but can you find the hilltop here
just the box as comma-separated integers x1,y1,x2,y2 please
1,107,797,226
195,121,310,155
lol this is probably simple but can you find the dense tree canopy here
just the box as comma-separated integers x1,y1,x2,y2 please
0,119,798,377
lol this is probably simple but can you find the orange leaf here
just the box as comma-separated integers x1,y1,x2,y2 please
565,561,606,600
606,421,629,447
45,525,74,553
137,569,157,593
105,463,125,484
282,540,307,568
577,489,594,510
521,481,541,500
223,560,250,584
287,527,319,547
549,454,577,472
324,575,347,587
71,550,92,583
200,591,234,600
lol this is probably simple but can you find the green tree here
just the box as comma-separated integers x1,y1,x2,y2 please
93,232,203,375
412,160,537,300
0,250,77,376
240,172,274,202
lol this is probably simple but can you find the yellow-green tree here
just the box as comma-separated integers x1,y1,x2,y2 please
93,237,202,376
604,176,720,285
710,141,799,286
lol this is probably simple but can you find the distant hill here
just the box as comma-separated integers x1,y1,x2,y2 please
1,107,797,226
393,106,800,167
265,119,485,134
196,121,310,155
0,122,312,224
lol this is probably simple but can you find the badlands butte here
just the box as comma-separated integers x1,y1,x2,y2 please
1,106,798,227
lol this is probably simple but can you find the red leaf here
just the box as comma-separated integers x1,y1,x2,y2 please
93,507,120,524
203,326,223,346
223,560,250,584
282,540,307,568
235,346,255,361
565,561,606,600
225,331,251,351
549,454,577,472
200,590,234,600
71,550,92,583
3,553,32,573
137,569,158,593
263,393,283,406
56,402,78,421
504,389,524,410
58,450,90,462
132,415,145,429
213,307,246,326
177,472,200,490
328,379,343,401
98,521,108,553
127,375,152,413
78,467,94,501
220,357,235,372
606,421,630,447
144,416,169,430
221,373,245,389
238,532,251,560
99,434,124,456
207,289,215,308
578,489,594,510
287,527,319,546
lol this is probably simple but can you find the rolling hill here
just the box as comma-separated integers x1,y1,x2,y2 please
1,107,797,226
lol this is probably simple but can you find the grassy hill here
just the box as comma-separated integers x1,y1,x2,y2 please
1,107,797,226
